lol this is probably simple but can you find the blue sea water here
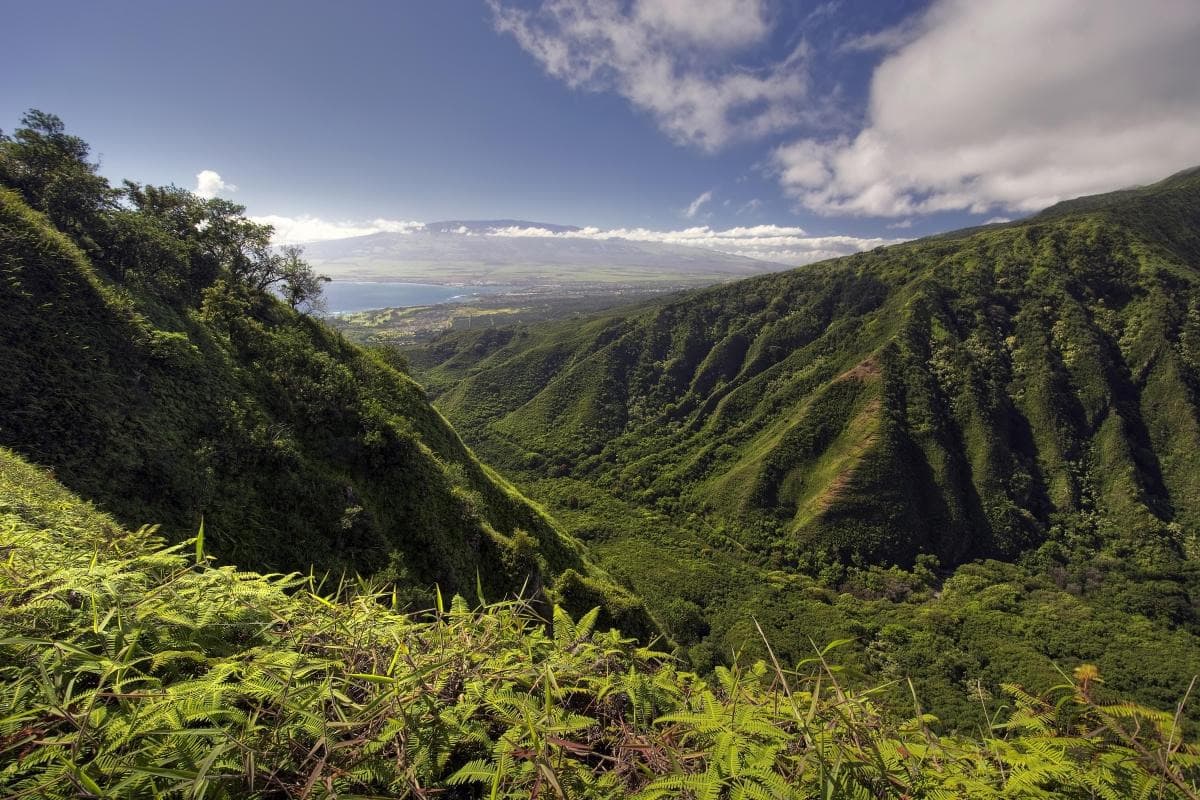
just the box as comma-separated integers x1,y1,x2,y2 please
323,281,479,314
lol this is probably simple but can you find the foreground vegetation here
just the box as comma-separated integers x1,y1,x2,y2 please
4,108,1200,795
3,446,1199,799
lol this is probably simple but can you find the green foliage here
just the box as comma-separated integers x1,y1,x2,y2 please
0,111,647,628
2,448,1198,799
0,109,116,247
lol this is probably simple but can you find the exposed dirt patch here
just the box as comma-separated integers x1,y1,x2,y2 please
812,398,882,514
836,354,881,383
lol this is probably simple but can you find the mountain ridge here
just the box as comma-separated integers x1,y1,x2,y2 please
404,167,1200,716
302,220,791,285
0,126,653,635
413,165,1200,567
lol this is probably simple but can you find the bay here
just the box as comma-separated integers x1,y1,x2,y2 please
322,281,483,314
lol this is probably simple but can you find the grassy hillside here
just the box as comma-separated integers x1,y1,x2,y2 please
416,168,1200,568
0,113,648,632
2,445,1197,798
410,169,1200,726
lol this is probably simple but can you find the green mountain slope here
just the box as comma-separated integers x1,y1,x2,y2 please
415,168,1200,569
410,169,1200,725
0,115,649,633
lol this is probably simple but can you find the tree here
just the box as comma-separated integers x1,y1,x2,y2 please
0,109,117,245
2,110,327,312
123,183,282,299
277,245,330,313
114,182,218,298
197,197,277,289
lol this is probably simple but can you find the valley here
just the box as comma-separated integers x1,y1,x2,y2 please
328,284,685,345
406,167,1200,728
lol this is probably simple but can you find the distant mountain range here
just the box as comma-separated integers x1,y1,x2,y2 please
302,220,790,286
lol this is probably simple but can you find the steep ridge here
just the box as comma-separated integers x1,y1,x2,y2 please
407,171,1200,724
414,168,1200,571
0,184,649,633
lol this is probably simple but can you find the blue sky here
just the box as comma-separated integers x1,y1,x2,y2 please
5,0,1199,264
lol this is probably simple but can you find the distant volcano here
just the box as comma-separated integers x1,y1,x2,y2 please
302,220,790,286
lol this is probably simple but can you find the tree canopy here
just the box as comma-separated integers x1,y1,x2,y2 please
1,109,327,312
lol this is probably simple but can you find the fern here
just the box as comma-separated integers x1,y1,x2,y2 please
2,448,1199,798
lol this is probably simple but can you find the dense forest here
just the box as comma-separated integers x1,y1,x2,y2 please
1,111,1199,797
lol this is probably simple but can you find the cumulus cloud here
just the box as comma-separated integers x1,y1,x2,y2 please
484,222,902,265
194,170,236,199
487,0,809,151
684,189,714,218
776,0,1200,217
249,215,425,245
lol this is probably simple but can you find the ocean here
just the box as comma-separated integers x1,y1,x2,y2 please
322,281,481,314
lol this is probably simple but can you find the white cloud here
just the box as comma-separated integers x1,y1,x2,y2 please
684,189,714,218
250,210,899,265
249,215,425,245
776,0,1200,217
737,198,763,215
484,222,902,265
635,0,769,48
836,17,922,54
487,0,809,151
195,170,236,199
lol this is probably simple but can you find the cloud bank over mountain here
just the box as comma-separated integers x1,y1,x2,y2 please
256,215,901,268
482,222,900,264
